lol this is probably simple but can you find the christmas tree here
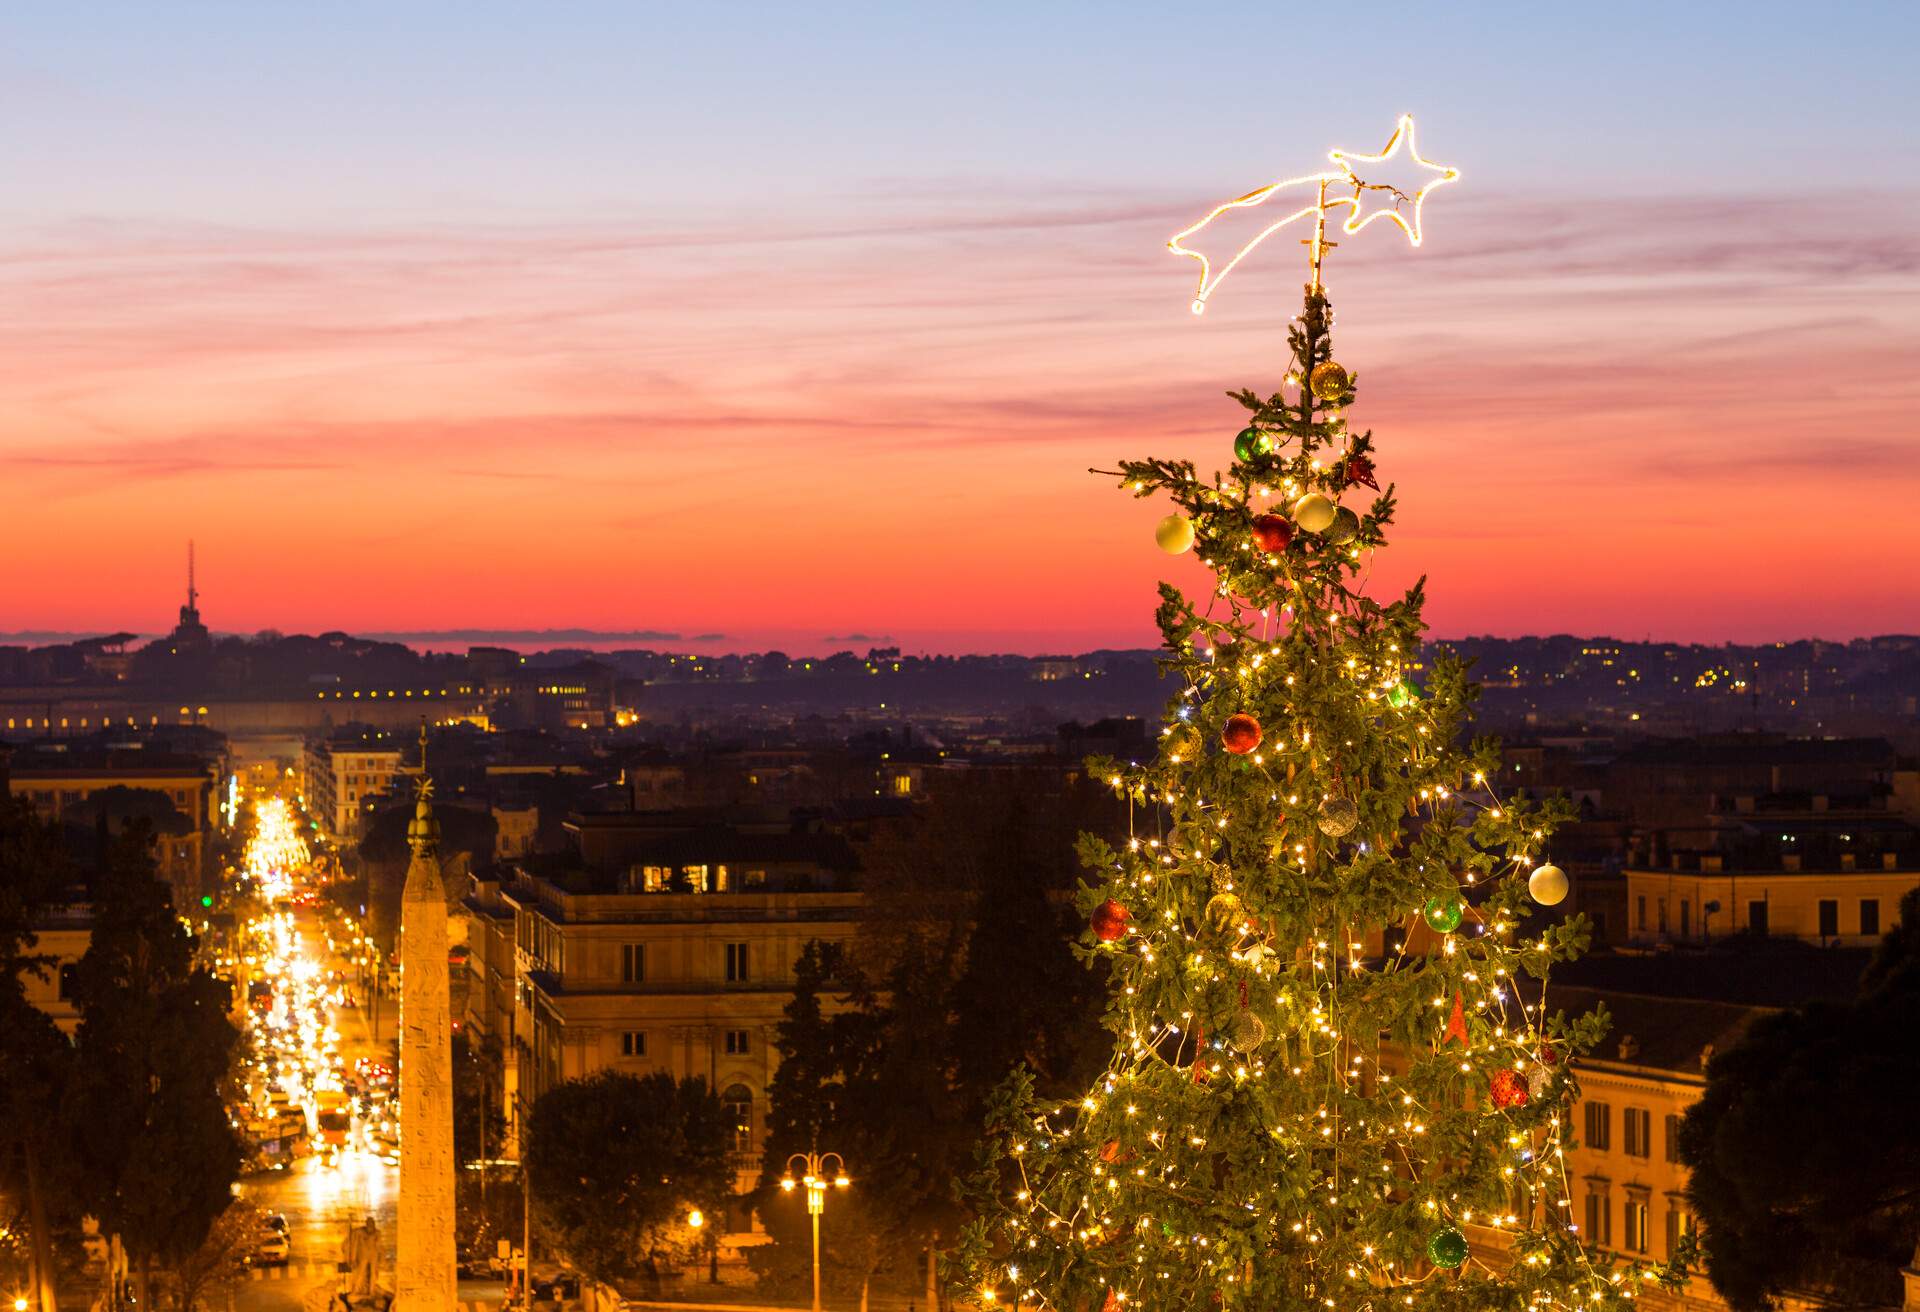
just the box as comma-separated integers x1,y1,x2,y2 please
960,125,1675,1310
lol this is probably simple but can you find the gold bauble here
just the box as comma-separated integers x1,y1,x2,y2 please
1228,1010,1267,1054
1204,892,1244,933
1308,360,1350,402
1154,513,1195,555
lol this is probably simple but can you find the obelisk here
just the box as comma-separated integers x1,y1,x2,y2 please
395,770,456,1310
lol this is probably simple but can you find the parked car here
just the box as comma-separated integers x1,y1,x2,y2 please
251,1229,291,1266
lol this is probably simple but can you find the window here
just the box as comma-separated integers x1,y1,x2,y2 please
1818,899,1839,939
1623,1195,1650,1253
722,1084,753,1154
1656,898,1667,934
621,1031,646,1057
1584,1190,1611,1245
1679,900,1690,938
1665,1203,1696,1258
1664,1113,1683,1163
725,1029,750,1055
58,964,79,1001
1861,899,1880,936
1748,899,1769,936
725,942,749,982
1584,1101,1611,1152
1623,1107,1651,1158
621,944,645,983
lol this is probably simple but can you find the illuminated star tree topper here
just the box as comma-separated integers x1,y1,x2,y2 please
1168,113,1459,313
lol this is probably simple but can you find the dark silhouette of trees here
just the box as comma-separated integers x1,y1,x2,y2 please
63,824,244,1308
759,769,1117,1308
1680,887,1920,1310
525,1070,733,1290
0,797,79,1310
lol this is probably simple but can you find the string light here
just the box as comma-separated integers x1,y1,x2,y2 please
1168,114,1459,313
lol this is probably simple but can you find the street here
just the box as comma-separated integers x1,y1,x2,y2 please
223,795,504,1311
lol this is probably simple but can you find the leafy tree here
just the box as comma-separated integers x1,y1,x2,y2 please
525,1070,733,1290
454,1029,507,1168
63,823,244,1308
0,797,77,1311
760,772,1117,1308
1680,886,1920,1310
170,1199,265,1311
757,942,905,1309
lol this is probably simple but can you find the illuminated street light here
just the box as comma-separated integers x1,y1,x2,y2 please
780,1150,849,1312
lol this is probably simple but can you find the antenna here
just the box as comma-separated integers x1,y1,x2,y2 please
187,540,198,612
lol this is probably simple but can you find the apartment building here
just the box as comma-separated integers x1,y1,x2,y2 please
1550,988,1771,1308
1625,857,1917,947
463,828,862,1207
303,735,403,841
5,747,219,902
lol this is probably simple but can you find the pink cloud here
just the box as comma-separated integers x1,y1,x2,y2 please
2,185,1916,647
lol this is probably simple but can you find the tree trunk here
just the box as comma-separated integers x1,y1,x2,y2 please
860,1272,870,1312
925,1245,938,1312
23,1135,59,1311
137,1251,153,1312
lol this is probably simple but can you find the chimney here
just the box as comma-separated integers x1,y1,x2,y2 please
1699,1043,1715,1071
1886,852,1900,871
1617,1035,1640,1060
1841,852,1856,871
1783,853,1801,872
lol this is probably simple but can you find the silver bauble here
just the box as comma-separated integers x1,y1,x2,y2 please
1317,796,1359,837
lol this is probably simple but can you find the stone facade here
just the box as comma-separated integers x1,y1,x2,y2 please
394,787,456,1310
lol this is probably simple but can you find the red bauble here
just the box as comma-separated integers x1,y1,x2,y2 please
1221,713,1262,755
1344,454,1379,490
1539,1043,1560,1066
1090,899,1131,942
1489,1067,1530,1110
1250,513,1294,555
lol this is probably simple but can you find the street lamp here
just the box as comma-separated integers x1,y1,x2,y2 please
780,1151,849,1312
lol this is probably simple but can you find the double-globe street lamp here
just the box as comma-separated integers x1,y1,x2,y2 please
780,1151,850,1312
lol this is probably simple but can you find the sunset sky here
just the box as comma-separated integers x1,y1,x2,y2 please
4,2,1917,653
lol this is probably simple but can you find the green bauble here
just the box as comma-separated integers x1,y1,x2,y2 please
1386,680,1420,710
1234,427,1271,462
1426,1225,1468,1269
1422,894,1463,934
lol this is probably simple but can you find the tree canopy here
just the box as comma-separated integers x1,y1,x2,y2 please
526,1070,733,1289
1679,886,1920,1310
63,822,244,1307
758,769,1117,1303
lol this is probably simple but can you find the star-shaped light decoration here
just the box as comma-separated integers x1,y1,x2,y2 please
1328,112,1460,246
1168,114,1459,314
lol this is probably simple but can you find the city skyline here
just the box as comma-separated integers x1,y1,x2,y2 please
4,3,1918,650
